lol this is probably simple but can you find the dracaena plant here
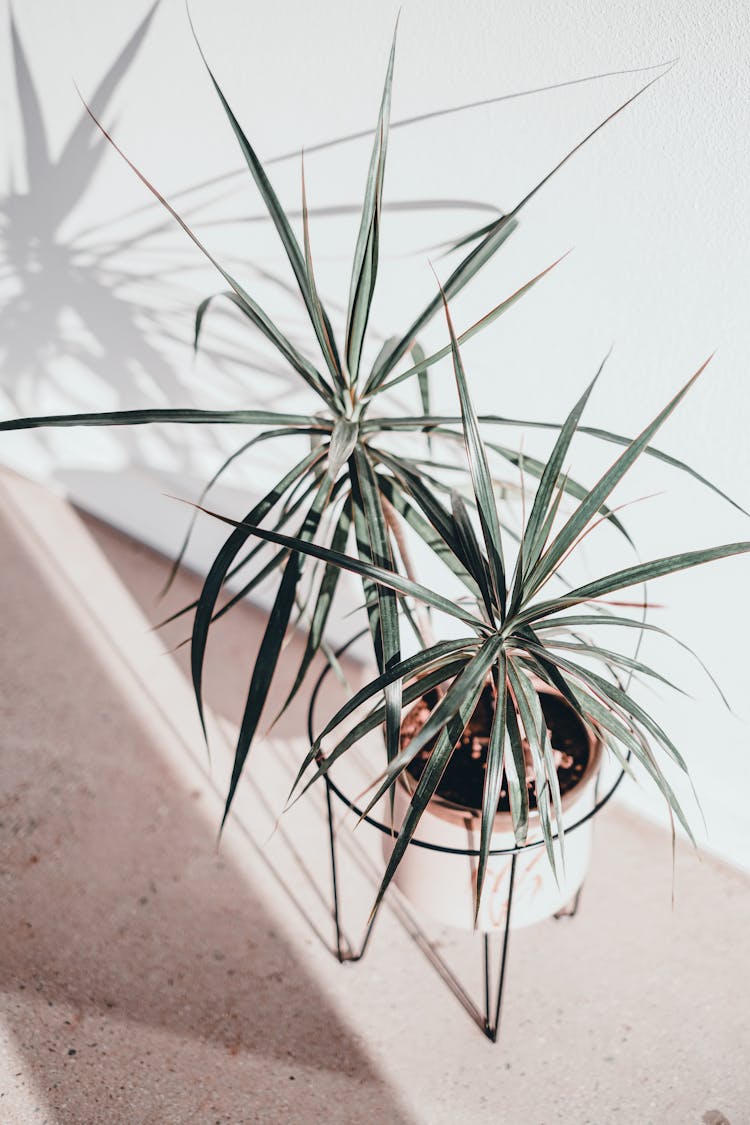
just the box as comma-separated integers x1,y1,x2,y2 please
0,22,746,856
194,296,750,920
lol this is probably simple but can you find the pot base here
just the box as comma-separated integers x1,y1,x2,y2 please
383,780,597,931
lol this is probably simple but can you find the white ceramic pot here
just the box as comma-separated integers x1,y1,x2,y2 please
382,695,602,933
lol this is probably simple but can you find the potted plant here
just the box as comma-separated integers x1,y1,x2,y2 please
197,295,748,930
1,24,747,930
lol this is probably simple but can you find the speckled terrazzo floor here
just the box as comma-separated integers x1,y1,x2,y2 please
2,471,749,1125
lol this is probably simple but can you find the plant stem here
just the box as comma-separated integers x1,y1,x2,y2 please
381,494,437,650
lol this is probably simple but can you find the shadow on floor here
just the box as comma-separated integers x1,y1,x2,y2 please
0,507,414,1123
77,513,506,1040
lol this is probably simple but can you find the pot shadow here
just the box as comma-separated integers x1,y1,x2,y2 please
0,505,415,1122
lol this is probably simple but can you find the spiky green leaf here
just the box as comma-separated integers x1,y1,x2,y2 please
189,15,343,391
221,475,333,827
475,653,508,919
441,285,506,619
186,494,490,628
345,24,397,382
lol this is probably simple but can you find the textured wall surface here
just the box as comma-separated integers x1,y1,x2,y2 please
1,0,748,865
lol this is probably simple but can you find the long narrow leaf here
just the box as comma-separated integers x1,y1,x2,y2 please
350,455,385,675
306,636,478,756
375,469,482,597
352,448,402,778
412,341,431,431
328,419,360,479
441,285,506,618
189,449,322,737
193,287,333,401
157,472,319,631
363,216,519,394
301,154,344,384
485,441,631,546
530,651,696,841
345,24,397,382
366,69,669,394
524,358,714,597
511,358,607,608
534,612,730,707
475,654,507,919
180,499,489,629
451,491,495,619
521,642,689,774
257,63,672,170
276,498,353,720
507,660,558,876
374,450,475,573
213,474,349,629
76,94,335,403
161,425,323,596
188,14,342,392
366,256,563,397
517,663,569,857
0,408,317,432
540,638,688,696
504,682,530,845
359,413,749,517
366,634,504,785
221,475,333,827
518,541,750,628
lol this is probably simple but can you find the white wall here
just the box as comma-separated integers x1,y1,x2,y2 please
1,0,749,868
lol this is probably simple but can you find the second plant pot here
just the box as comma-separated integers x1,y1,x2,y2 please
383,680,603,932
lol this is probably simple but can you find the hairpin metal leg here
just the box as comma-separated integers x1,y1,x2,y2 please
484,852,517,1042
553,884,583,920
326,774,517,1040
324,776,345,960
325,776,378,962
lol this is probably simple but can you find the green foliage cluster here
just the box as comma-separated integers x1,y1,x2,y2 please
3,23,747,919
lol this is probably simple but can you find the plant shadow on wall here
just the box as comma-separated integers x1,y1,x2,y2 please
0,6,681,495
0,2,508,502
0,4,347,477
2,14,748,949
3,1,352,508
0,3,229,488
1,6,177,410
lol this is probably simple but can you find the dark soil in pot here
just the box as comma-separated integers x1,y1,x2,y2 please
401,682,591,815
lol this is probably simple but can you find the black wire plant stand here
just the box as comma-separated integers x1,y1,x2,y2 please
307,646,628,1043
